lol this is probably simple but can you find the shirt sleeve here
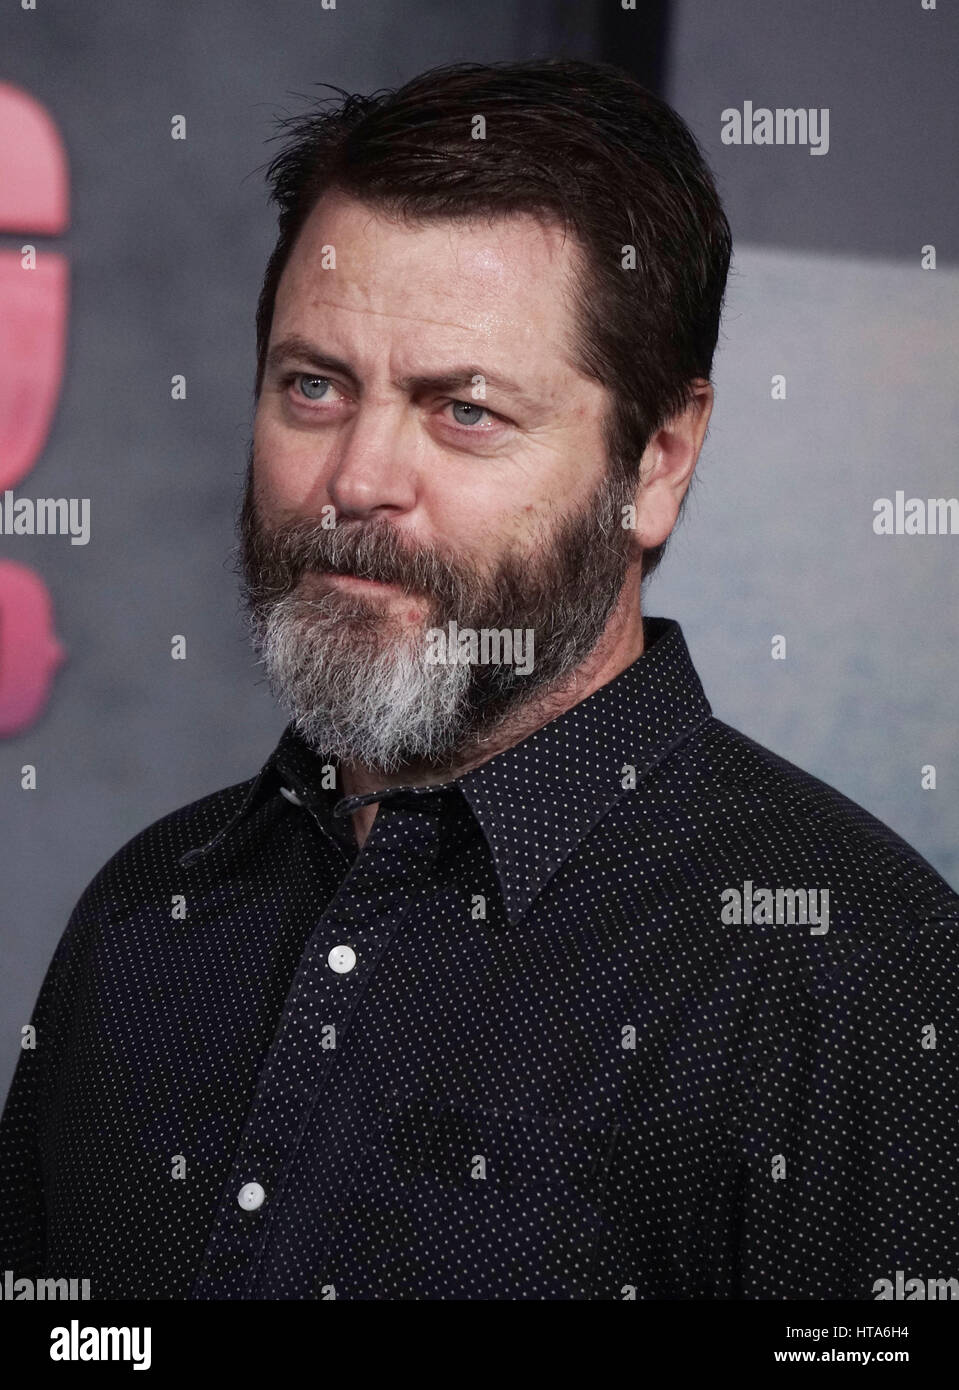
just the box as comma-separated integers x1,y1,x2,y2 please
0,932,66,1276
0,853,108,1280
732,907,959,1298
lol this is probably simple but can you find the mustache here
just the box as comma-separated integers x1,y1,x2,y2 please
239,505,473,610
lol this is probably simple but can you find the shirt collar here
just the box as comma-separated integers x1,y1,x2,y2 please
180,617,712,925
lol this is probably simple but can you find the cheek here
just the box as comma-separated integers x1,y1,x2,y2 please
253,419,328,512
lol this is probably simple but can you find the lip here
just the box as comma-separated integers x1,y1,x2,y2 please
323,572,403,591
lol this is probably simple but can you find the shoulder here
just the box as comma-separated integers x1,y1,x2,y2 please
52,774,266,969
663,715,959,934
97,775,261,884
10,773,270,1079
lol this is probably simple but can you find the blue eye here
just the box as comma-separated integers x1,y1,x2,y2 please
450,400,490,427
297,375,334,400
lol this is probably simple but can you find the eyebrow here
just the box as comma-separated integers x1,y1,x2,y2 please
265,334,543,411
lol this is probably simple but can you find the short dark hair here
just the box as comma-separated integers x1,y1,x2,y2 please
254,59,731,581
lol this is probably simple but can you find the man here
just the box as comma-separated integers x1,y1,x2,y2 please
1,59,957,1302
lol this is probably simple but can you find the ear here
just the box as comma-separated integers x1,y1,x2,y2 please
629,380,713,553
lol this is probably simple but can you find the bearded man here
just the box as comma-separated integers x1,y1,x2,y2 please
2,59,957,1302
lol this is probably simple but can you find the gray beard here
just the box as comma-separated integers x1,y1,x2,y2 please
242,465,638,776
249,589,477,773
248,571,625,774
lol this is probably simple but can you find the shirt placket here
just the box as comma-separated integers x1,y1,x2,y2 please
190,791,445,1299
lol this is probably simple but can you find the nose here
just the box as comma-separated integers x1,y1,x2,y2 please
325,400,419,521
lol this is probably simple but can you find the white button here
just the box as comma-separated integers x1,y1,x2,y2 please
280,786,304,805
238,1181,266,1211
328,944,357,974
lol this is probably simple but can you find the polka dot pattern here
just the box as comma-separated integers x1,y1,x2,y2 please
1,616,957,1299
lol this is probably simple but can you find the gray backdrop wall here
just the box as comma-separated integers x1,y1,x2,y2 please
1,0,956,1103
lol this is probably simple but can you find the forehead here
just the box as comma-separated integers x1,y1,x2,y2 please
271,191,586,375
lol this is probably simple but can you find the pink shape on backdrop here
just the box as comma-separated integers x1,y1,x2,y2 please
0,561,67,736
0,250,69,491
0,82,71,736
0,83,70,488
0,80,69,233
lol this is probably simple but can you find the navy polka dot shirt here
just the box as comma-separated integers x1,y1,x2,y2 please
1,616,957,1299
